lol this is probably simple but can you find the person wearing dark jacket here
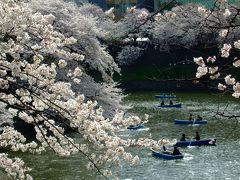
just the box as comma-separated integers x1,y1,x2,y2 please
180,133,188,141
189,113,193,120
194,131,200,140
161,100,165,106
196,115,203,121
172,147,182,155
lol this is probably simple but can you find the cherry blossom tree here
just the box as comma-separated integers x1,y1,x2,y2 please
28,0,128,117
2,0,240,178
109,0,240,66
0,0,173,179
107,2,217,65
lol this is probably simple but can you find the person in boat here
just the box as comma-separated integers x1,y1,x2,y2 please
196,115,203,121
169,100,173,105
194,131,200,141
172,147,182,155
161,100,165,106
180,133,189,141
161,145,166,151
160,145,171,154
189,113,193,121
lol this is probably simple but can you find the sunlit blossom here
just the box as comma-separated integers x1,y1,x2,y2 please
155,13,162,21
105,7,115,19
165,12,176,18
127,6,136,13
218,83,227,91
234,40,240,49
233,59,240,67
219,29,228,38
196,66,208,78
224,75,235,85
221,44,231,58
223,9,231,17
197,6,209,16
206,56,216,63
138,10,148,19
194,57,205,66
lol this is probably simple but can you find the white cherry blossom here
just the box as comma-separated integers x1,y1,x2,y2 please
196,66,208,78
207,56,216,63
138,11,148,19
234,40,240,49
105,7,115,19
221,44,232,58
225,75,236,85
218,83,227,91
219,29,228,38
223,9,231,17
233,59,240,67
194,57,205,66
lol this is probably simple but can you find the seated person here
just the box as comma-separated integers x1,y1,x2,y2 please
180,133,188,141
161,145,166,151
169,100,173,105
172,147,182,155
196,115,203,121
160,145,171,154
189,113,193,121
194,131,200,141
161,100,165,106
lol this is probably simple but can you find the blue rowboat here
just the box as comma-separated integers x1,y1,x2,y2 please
174,119,207,125
127,124,145,130
157,103,182,108
174,139,216,147
151,148,184,160
155,95,176,99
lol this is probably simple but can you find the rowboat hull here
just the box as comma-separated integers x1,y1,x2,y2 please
174,139,216,147
151,148,183,160
174,119,207,125
157,103,182,108
155,95,176,99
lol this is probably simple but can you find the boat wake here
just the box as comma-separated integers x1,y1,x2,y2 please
137,127,150,131
183,153,194,161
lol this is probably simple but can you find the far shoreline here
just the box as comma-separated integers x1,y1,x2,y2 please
119,79,220,92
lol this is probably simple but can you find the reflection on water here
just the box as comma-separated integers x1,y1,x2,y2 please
1,92,240,179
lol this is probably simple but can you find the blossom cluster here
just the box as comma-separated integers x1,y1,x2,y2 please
0,154,32,180
105,7,115,19
193,56,219,80
194,39,240,98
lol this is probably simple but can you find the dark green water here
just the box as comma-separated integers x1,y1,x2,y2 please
119,92,240,180
1,92,240,179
